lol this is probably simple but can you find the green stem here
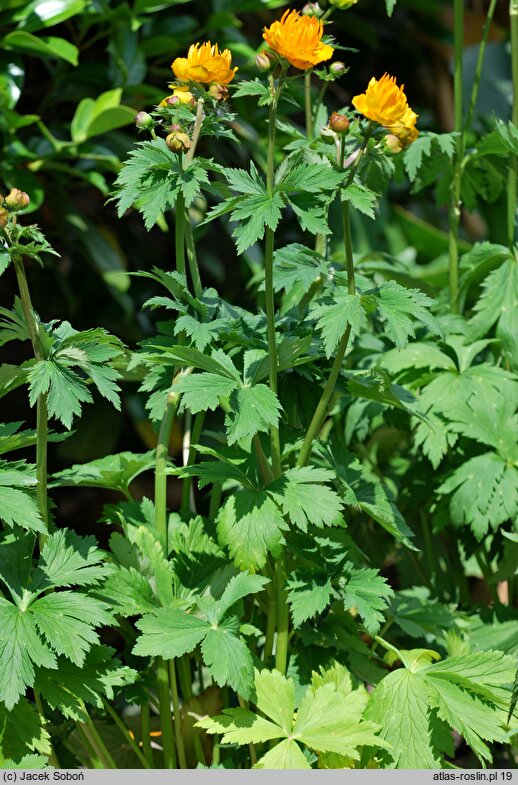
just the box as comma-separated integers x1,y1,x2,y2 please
465,0,498,133
175,191,186,276
155,392,180,554
509,0,518,248
237,696,257,765
75,723,104,768
475,549,499,604
180,411,206,513
168,661,187,769
176,656,205,765
208,482,222,521
304,70,313,139
102,698,151,768
78,711,117,769
296,131,369,469
274,552,289,675
156,658,177,768
253,434,275,485
185,211,203,299
12,255,49,536
263,577,276,662
449,0,464,314
141,703,154,767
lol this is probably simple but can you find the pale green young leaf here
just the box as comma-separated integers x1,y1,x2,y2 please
379,343,456,376
310,293,367,358
196,709,283,744
254,739,311,770
231,193,284,254
342,183,378,219
217,489,288,570
254,669,295,734
365,668,440,768
287,575,334,627
133,608,208,658
174,314,226,351
173,372,238,413
268,467,343,532
1,754,48,769
385,0,397,15
225,162,266,195
28,360,92,430
341,565,394,635
276,161,344,195
201,616,255,699
293,684,384,758
0,485,45,534
225,384,282,445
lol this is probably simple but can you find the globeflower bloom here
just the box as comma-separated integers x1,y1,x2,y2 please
171,42,237,85
159,85,195,107
263,9,334,71
352,73,418,146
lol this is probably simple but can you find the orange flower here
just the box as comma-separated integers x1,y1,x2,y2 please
352,73,419,146
263,9,334,71
171,42,237,85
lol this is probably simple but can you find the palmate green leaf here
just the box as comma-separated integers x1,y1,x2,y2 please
96,566,158,616
385,0,397,15
30,593,113,667
174,372,238,413
231,193,284,254
50,451,155,495
214,572,269,621
468,257,518,369
287,575,334,627
369,281,443,348
232,78,272,105
379,343,456,376
174,314,227,351
272,243,327,295
341,565,394,635
310,293,367,358
276,160,344,195
268,467,343,532
0,299,30,347
0,599,57,709
342,183,378,219
0,697,51,760
444,391,518,458
0,247,10,277
0,528,113,709
333,456,416,549
201,616,255,698
133,609,208,659
28,359,92,430
33,529,108,590
366,645,515,767
225,384,282,445
0,459,45,534
217,489,289,570
438,453,518,540
35,645,137,722
0,421,66,456
404,132,456,181
198,667,385,768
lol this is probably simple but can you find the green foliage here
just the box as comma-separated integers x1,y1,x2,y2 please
366,642,516,767
0,530,112,709
197,665,386,768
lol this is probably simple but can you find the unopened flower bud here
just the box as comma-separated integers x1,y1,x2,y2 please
329,0,358,8
208,83,229,101
166,131,191,152
383,133,403,155
166,95,180,106
330,61,347,76
329,112,350,133
5,188,30,210
302,1,323,16
255,51,274,72
0,206,8,228
135,111,153,130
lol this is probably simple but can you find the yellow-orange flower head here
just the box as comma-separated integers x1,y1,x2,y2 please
263,9,334,71
352,73,419,146
171,42,237,85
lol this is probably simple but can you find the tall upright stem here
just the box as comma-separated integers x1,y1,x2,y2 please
296,131,369,469
304,71,313,139
175,192,186,277
449,0,464,314
13,255,48,534
156,659,177,768
509,0,518,248
464,0,498,133
155,392,179,554
168,660,187,768
264,73,285,479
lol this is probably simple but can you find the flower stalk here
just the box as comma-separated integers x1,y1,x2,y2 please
449,0,464,314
